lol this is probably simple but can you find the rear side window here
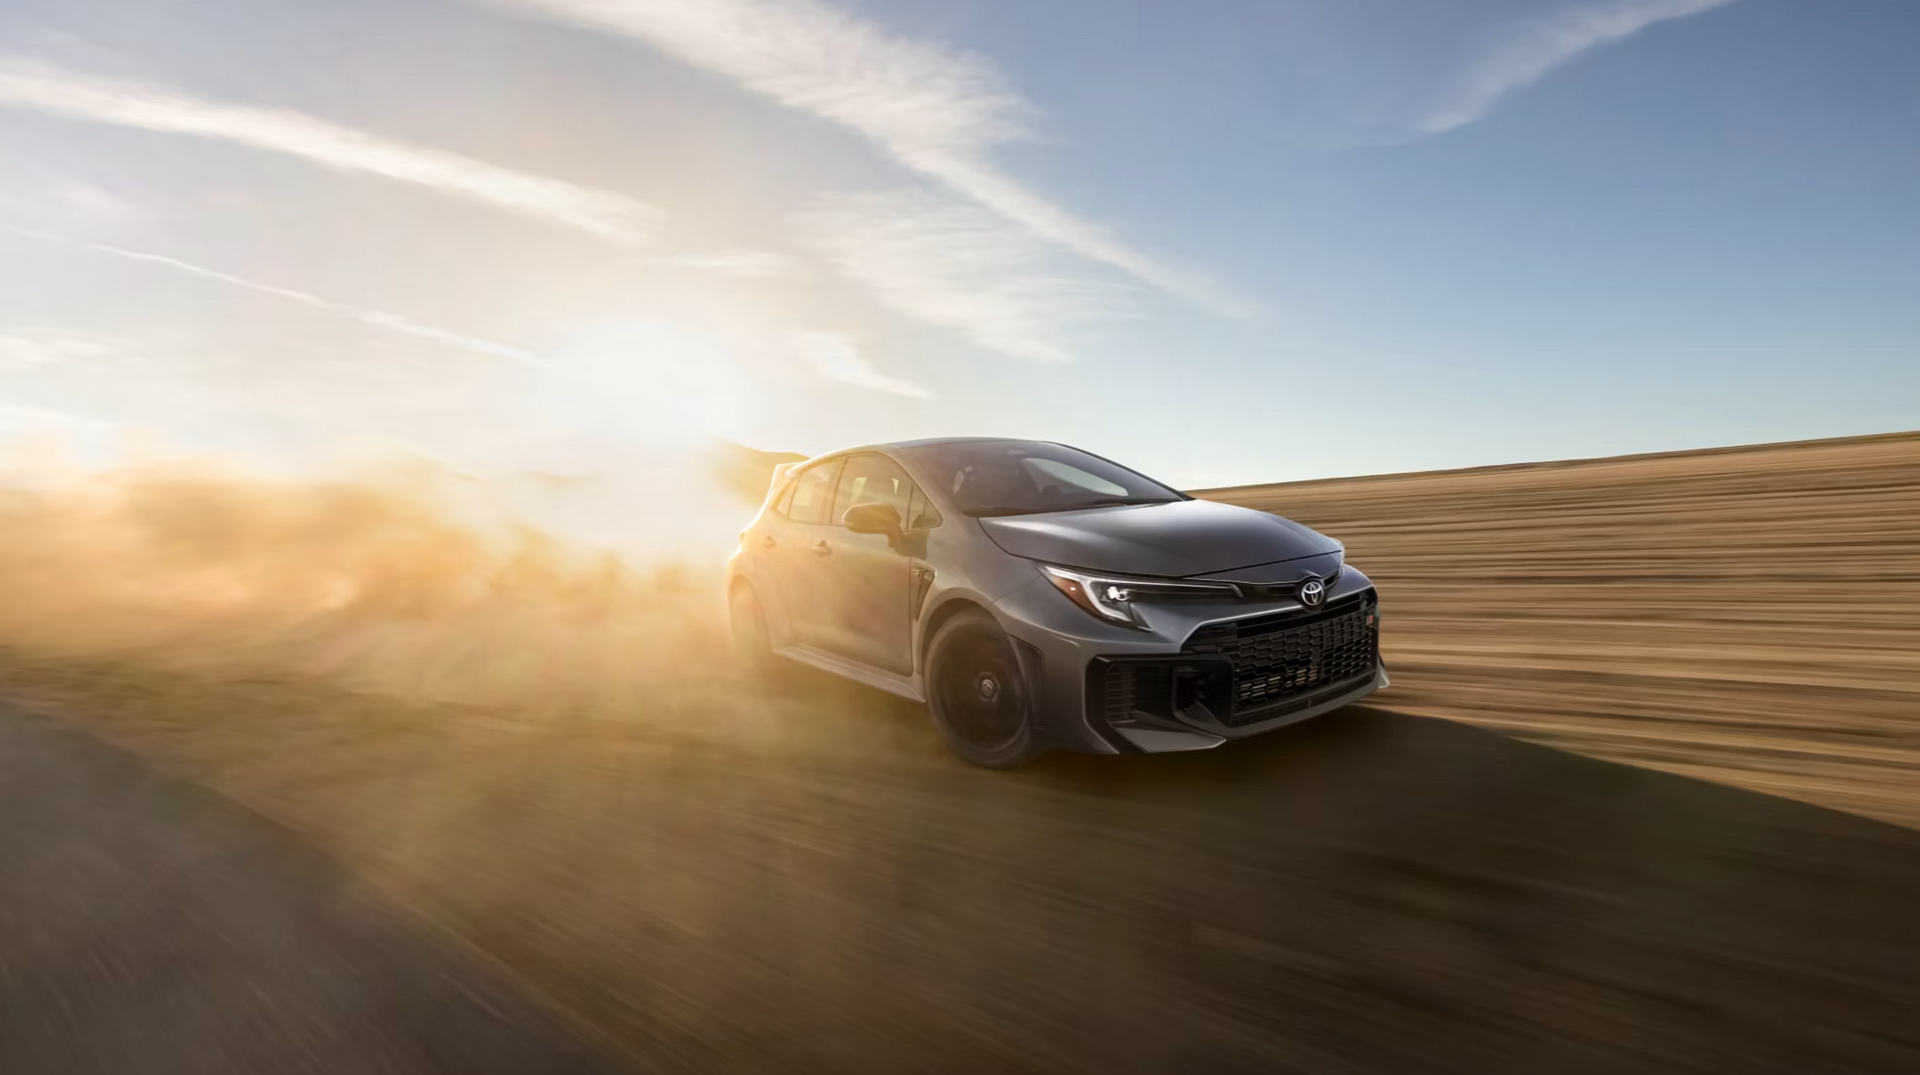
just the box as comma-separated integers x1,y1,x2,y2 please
788,459,844,525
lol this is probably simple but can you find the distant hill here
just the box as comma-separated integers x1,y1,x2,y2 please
711,443,806,505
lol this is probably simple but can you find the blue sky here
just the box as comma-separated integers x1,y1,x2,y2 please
0,0,1915,491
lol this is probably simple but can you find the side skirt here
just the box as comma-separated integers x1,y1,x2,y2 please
775,644,927,704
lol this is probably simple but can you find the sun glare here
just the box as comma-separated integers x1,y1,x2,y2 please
539,320,746,449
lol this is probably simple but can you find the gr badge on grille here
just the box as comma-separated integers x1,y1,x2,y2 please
1298,578,1326,607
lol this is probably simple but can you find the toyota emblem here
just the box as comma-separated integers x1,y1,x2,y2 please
1298,578,1326,607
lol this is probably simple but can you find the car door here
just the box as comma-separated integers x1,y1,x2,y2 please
813,453,917,675
769,457,844,648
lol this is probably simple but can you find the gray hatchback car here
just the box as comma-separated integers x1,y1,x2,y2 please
726,438,1387,767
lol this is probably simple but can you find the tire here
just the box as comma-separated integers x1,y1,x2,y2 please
729,582,777,675
924,609,1047,769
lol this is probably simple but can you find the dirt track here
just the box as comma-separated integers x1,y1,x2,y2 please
4,430,1920,1072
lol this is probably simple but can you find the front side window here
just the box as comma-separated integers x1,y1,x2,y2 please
832,453,915,526
899,441,1182,518
788,458,844,525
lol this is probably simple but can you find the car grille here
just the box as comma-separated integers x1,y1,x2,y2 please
1102,663,1139,726
1184,596,1377,726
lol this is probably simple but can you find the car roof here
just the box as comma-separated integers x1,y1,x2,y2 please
790,437,1053,467
880,436,1046,449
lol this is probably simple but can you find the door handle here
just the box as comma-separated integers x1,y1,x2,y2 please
761,533,776,548
812,540,832,557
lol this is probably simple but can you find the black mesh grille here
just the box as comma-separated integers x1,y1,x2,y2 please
1185,596,1377,726
1103,663,1138,725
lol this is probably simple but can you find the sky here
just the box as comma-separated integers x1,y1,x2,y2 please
0,0,1916,493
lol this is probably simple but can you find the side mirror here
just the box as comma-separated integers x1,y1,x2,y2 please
843,501,904,538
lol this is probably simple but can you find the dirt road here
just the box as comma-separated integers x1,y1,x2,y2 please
7,658,1920,1074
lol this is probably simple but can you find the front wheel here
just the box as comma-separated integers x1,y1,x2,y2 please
925,610,1046,769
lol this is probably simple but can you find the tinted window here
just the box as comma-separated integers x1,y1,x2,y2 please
774,477,798,517
788,458,844,525
832,453,914,526
898,441,1181,517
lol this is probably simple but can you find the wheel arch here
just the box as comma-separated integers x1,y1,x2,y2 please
728,570,792,651
919,594,993,674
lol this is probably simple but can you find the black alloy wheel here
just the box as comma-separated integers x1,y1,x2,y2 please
926,610,1046,768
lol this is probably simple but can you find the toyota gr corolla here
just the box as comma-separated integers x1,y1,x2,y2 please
726,438,1387,767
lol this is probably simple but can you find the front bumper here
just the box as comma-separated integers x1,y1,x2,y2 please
1087,590,1384,752
993,566,1387,755
1094,658,1387,753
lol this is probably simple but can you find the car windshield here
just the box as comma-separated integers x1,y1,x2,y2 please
900,441,1184,517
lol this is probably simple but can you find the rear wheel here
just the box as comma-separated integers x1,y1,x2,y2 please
925,610,1046,769
729,583,775,674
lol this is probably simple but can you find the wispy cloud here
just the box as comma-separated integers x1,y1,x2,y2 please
0,398,116,436
0,57,661,242
52,183,144,224
0,326,116,367
630,249,804,278
476,0,1246,314
5,226,545,365
796,189,1129,363
1418,0,1744,136
5,228,923,405
791,332,930,399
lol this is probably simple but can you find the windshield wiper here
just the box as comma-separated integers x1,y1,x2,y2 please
966,506,1053,518
1071,497,1180,508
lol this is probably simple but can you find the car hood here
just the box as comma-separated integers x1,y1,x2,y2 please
976,499,1341,579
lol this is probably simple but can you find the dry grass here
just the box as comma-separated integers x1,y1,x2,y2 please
1200,430,1920,826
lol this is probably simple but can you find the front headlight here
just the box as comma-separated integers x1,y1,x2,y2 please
1039,564,1240,629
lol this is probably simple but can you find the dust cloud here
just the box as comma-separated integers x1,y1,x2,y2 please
0,449,755,716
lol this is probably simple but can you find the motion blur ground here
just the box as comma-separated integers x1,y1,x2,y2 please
8,649,1920,1073
0,702,622,1075
1203,429,1920,828
1,431,1918,1072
